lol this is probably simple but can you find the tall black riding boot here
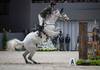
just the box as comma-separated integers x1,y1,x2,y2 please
38,31,42,38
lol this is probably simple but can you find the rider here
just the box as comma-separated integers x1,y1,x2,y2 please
38,1,56,38
40,1,56,19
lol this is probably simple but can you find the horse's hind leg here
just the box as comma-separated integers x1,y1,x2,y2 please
28,52,39,64
23,50,31,64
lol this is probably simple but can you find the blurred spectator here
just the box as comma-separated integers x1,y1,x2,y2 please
65,34,70,51
58,31,64,51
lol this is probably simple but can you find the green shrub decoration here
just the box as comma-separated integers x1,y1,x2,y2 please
76,59,100,65
76,59,84,65
37,48,57,51
2,29,8,50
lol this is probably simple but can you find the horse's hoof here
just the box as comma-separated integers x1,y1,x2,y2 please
36,63,40,64
26,62,32,64
34,62,40,64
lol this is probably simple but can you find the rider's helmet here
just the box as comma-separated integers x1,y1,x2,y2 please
50,1,56,7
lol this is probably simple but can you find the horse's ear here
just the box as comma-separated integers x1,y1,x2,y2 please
60,8,64,14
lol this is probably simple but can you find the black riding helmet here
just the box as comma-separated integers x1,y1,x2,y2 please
50,1,56,7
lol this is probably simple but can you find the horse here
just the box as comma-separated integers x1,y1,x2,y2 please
7,9,69,64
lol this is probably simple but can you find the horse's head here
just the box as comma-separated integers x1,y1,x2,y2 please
50,8,69,22
59,8,69,21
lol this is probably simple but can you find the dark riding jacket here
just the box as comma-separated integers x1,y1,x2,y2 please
40,6,52,19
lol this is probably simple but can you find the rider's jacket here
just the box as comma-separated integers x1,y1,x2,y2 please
40,6,52,19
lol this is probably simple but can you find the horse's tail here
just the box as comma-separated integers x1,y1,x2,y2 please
6,39,24,51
